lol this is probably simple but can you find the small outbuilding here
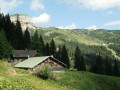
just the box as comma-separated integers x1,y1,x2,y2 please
12,50,37,62
14,56,67,72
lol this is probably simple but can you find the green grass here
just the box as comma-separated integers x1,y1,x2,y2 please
34,28,103,45
0,77,35,90
0,61,120,90
1,71,120,90
54,71,120,90
0,60,8,76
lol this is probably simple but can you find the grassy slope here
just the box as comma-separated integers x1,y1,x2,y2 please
0,60,120,90
34,28,103,45
82,30,120,44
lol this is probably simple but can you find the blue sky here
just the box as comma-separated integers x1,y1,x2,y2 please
0,0,120,30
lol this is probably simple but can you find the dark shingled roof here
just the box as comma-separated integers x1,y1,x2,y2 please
13,50,37,58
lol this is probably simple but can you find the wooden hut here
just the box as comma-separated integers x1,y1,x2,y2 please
12,50,37,62
14,56,67,72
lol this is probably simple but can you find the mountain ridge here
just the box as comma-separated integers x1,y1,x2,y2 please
10,14,37,31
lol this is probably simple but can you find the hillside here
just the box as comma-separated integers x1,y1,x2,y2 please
81,30,120,58
34,28,103,45
0,60,120,90
30,28,120,62
81,30,120,44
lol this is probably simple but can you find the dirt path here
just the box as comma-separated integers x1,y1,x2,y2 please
105,45,120,60
8,63,17,76
3,62,17,76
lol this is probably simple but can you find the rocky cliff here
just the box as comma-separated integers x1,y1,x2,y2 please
10,14,37,31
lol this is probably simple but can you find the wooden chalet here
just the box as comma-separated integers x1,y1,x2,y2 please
12,50,37,62
14,56,67,72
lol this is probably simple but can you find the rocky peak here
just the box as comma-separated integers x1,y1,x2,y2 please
10,14,37,31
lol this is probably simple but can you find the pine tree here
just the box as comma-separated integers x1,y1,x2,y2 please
74,46,81,70
4,14,12,41
113,60,120,76
31,31,46,56
0,13,5,30
1,13,5,31
55,45,62,61
31,30,39,50
91,54,105,74
80,55,86,71
50,39,56,56
14,17,24,49
104,56,113,75
10,22,17,49
45,42,50,55
32,30,39,41
24,28,31,49
0,31,12,59
61,44,70,68
0,13,3,30
39,35,45,55
74,46,86,71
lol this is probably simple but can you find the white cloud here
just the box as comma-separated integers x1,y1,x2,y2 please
31,13,51,26
104,20,120,26
57,0,120,10
58,23,77,30
30,0,44,10
0,0,22,14
86,25,97,30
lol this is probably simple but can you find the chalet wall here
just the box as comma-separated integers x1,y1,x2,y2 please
31,58,64,72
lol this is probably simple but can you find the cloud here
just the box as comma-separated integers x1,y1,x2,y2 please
0,0,22,14
86,25,97,30
104,20,120,26
31,13,51,26
30,0,44,10
58,23,77,30
57,0,120,10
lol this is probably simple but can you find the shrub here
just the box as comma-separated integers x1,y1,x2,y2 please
35,65,52,79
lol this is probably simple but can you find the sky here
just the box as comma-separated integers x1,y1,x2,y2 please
0,0,120,30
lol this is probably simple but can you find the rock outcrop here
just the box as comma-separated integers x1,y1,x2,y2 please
10,14,37,31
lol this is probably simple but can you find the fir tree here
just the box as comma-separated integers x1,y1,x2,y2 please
14,17,24,49
0,31,12,59
91,54,105,74
113,60,120,76
4,14,12,41
32,30,39,41
31,30,39,50
74,46,81,70
55,45,62,61
39,35,45,55
74,46,86,71
45,42,50,55
80,55,86,71
31,31,45,56
104,56,113,75
10,22,17,49
50,39,56,56
0,13,3,29
61,44,70,68
24,28,31,49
